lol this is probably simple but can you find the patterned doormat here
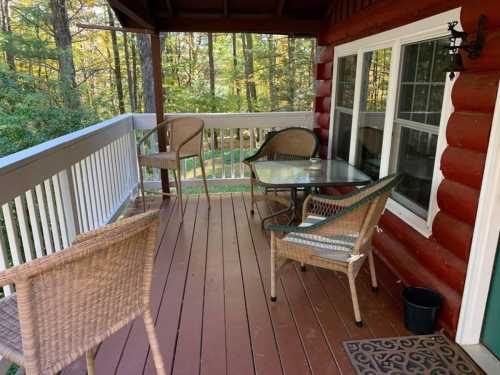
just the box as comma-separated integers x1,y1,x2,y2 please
343,334,484,374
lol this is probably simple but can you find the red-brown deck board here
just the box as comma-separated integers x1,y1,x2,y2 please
62,192,410,375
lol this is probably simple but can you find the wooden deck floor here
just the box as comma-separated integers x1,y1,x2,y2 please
63,193,411,375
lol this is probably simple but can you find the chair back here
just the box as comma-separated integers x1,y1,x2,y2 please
169,117,204,157
263,127,319,160
12,211,159,375
352,175,401,255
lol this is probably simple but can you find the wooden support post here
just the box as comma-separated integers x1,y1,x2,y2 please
150,32,170,196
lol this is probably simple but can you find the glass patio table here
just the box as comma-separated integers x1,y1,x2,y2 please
252,158,372,226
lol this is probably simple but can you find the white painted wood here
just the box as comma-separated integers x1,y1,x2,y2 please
14,195,34,262
239,128,244,178
80,158,95,230
74,162,89,233
26,189,44,258
35,184,53,254
131,111,314,131
44,179,62,252
90,153,103,226
2,203,23,265
52,174,69,248
58,168,79,243
348,51,364,164
457,82,500,345
462,344,500,374
327,56,339,160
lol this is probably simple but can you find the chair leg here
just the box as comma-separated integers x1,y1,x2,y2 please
347,271,363,326
176,164,184,218
86,347,96,375
199,154,210,207
270,244,277,302
139,165,146,212
250,179,255,215
300,263,306,272
368,252,379,292
143,309,167,375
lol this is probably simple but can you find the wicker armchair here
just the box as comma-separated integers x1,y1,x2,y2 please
138,117,210,216
0,211,166,375
242,127,319,214
267,175,402,326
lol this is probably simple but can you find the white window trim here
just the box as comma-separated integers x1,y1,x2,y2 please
327,8,460,237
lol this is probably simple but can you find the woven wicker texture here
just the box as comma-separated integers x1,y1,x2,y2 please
137,117,209,214
0,210,166,375
0,295,22,365
242,127,320,210
268,175,402,324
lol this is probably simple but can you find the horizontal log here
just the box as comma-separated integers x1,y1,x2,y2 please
316,62,333,80
316,80,332,97
432,211,474,261
463,30,500,72
447,111,492,152
314,112,330,129
440,146,486,189
379,212,467,293
319,0,460,45
314,96,331,113
373,230,461,332
319,46,334,63
461,0,500,33
452,72,500,112
436,179,480,225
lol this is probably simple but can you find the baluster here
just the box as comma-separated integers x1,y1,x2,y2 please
35,184,54,254
14,195,34,261
2,202,23,265
211,128,215,178
74,162,89,233
0,232,13,295
52,174,70,248
221,128,225,179
90,153,104,226
26,189,44,258
83,157,98,229
58,168,80,244
44,179,62,251
240,128,244,178
231,128,235,178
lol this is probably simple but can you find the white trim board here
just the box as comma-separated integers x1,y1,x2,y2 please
456,82,500,346
327,8,460,237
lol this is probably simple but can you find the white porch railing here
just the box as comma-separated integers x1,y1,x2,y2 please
0,111,313,297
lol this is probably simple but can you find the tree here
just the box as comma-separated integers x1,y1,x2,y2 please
107,6,125,113
267,35,277,111
231,33,241,110
49,0,79,109
123,32,136,112
241,33,256,112
287,36,296,110
0,0,15,70
207,32,215,111
137,33,155,112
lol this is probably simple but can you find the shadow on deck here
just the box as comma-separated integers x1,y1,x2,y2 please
62,193,410,375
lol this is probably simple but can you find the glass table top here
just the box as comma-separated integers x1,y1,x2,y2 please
252,159,372,188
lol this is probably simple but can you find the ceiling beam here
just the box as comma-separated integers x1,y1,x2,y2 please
108,0,155,29
156,16,321,35
224,0,229,17
276,0,285,16
165,0,174,16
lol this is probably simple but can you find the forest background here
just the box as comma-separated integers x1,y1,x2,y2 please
0,0,316,158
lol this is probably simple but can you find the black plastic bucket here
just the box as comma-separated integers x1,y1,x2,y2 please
402,287,442,335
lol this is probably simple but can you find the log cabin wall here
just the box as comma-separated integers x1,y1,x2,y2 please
314,0,500,334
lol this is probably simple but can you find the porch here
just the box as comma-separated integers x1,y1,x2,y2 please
61,193,410,375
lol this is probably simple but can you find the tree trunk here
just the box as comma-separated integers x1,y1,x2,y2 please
49,0,79,109
207,32,215,110
287,36,296,111
123,32,136,112
232,33,241,111
107,6,125,113
132,35,140,111
241,33,256,112
1,0,15,70
268,35,277,111
137,33,155,113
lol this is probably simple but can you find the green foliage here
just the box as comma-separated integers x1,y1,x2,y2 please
0,65,97,157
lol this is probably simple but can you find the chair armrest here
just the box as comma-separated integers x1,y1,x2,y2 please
137,120,172,154
0,269,15,288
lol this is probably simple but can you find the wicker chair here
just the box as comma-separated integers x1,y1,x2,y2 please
137,117,210,216
267,175,402,326
0,211,167,375
242,127,319,214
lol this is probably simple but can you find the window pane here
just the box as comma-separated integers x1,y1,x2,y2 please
355,48,391,179
332,55,357,160
391,36,448,218
393,127,437,218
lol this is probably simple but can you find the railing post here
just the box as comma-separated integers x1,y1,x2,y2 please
59,168,80,243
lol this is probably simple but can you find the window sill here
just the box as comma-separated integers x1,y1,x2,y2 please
386,198,432,238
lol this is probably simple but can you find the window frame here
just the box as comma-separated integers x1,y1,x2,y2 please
327,8,461,237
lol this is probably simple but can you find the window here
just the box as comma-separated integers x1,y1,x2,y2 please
332,55,356,161
328,9,459,236
355,48,391,179
390,37,450,218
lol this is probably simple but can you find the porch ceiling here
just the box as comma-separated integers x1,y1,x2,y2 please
106,0,336,35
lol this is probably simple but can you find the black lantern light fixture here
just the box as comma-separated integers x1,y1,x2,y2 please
446,15,486,79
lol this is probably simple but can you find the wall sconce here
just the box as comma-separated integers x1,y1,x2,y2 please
446,15,486,79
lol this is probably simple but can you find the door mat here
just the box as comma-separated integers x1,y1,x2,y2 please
343,334,484,374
